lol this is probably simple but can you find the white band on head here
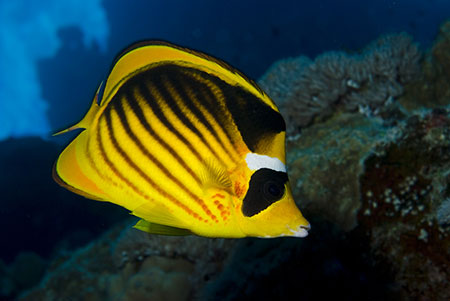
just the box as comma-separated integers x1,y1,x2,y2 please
245,153,286,172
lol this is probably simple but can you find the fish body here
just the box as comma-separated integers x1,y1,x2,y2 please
53,41,310,238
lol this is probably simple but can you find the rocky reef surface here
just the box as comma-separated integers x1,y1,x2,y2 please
18,219,235,300
257,19,450,300
5,20,450,301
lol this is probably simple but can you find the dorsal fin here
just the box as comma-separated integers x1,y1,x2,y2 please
100,41,274,109
53,82,103,136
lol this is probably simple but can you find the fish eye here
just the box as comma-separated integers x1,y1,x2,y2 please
264,181,284,199
241,168,289,217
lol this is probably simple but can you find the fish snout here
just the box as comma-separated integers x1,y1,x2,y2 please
290,222,311,238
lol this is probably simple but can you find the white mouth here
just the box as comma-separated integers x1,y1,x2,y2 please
257,224,311,238
289,224,311,238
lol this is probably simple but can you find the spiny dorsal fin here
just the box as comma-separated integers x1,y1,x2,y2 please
53,82,103,136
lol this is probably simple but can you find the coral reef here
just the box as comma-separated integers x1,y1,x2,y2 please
259,33,421,135
0,252,46,300
203,222,396,300
400,20,450,110
253,20,450,300
286,112,395,230
112,224,236,293
284,107,450,236
258,56,312,106
357,109,450,300
437,197,450,225
19,219,236,300
107,256,193,301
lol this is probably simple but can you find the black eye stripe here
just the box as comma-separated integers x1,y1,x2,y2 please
265,181,283,198
242,168,288,217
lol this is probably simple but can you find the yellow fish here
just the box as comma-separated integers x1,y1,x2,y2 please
53,41,310,238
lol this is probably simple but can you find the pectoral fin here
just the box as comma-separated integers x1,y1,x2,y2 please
200,158,232,190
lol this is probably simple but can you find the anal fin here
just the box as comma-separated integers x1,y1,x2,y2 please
131,202,188,230
134,219,192,236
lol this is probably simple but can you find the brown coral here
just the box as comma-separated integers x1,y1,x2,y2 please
259,33,422,135
400,20,450,110
19,220,236,300
357,111,450,300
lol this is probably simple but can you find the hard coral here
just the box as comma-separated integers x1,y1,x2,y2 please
108,256,193,301
284,105,450,300
111,223,236,293
259,33,421,135
19,219,236,301
437,198,450,226
401,20,450,110
286,113,395,230
358,110,450,300
258,56,311,106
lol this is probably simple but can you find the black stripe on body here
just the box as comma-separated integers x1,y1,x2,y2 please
97,114,148,201
139,64,285,153
110,95,187,188
188,73,242,149
101,107,201,218
111,93,213,216
154,74,227,166
105,63,285,162
85,133,119,188
164,73,238,163
137,79,205,165
119,88,202,186
178,71,241,162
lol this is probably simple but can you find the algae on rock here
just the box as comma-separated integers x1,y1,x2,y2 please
286,113,394,230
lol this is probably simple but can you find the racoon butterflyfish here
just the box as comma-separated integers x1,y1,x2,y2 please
53,41,310,238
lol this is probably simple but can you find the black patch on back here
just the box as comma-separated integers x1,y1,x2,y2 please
217,80,286,152
242,168,288,217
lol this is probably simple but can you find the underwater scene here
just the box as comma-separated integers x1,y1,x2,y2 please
1,0,450,300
